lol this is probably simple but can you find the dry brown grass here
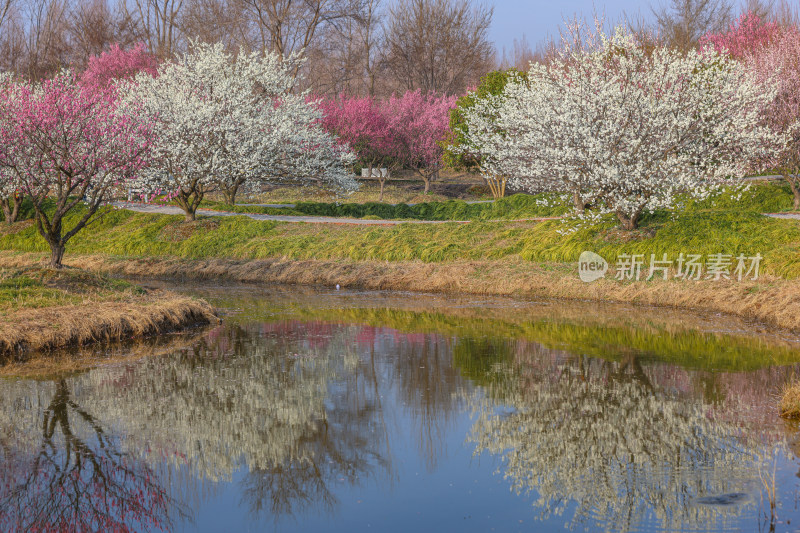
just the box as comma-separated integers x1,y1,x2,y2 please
0,262,218,357
0,294,217,355
3,251,799,332
780,383,800,418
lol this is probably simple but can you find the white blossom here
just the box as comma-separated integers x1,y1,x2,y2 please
461,27,782,228
120,42,356,218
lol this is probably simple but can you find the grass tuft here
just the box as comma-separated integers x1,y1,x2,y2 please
780,382,800,419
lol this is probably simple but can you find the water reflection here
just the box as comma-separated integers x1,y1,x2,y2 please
466,343,784,532
81,321,391,521
1,287,799,532
0,379,186,532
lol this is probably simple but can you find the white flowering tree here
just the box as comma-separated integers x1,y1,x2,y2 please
462,27,780,229
0,74,22,225
122,42,356,218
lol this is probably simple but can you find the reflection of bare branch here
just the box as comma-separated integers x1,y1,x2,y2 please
0,380,189,532
390,334,463,472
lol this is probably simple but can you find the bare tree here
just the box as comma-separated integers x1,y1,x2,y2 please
650,0,734,51
742,0,775,19
68,0,118,66
0,0,13,31
498,34,547,70
302,0,386,96
127,0,184,58
358,0,383,95
239,0,357,62
774,0,800,27
21,0,71,79
181,0,254,50
0,5,26,74
384,0,494,95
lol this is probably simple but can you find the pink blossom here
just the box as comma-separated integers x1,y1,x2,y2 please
0,72,151,267
699,12,780,59
383,90,456,193
319,94,394,170
80,43,159,90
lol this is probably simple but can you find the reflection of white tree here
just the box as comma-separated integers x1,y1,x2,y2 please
85,322,390,519
467,344,781,532
0,321,391,522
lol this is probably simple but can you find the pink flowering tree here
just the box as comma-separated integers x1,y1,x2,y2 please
384,90,457,194
699,12,781,59
80,43,159,89
320,95,395,201
746,27,800,209
0,72,151,267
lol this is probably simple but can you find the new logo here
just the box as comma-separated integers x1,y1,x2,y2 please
578,251,608,283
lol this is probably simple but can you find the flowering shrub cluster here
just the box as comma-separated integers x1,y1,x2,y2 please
456,23,781,229
0,71,151,267
0,43,362,265
320,90,455,198
121,42,356,218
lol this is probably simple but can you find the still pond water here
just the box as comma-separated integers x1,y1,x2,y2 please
3,284,800,532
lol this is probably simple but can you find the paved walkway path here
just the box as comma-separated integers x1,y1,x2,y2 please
235,199,496,208
765,213,800,220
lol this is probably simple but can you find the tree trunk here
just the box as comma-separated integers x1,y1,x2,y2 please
1,194,21,225
423,176,430,194
485,176,507,199
573,190,586,214
49,241,65,269
222,182,240,206
379,178,385,202
174,188,202,222
787,174,800,211
616,209,642,231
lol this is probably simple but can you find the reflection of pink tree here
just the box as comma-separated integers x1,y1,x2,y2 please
258,321,337,350
0,380,186,532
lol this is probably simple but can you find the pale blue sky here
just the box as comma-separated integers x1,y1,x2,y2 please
489,0,653,53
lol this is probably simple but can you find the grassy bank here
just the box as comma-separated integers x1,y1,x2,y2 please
2,252,800,334
0,266,218,357
2,204,800,275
